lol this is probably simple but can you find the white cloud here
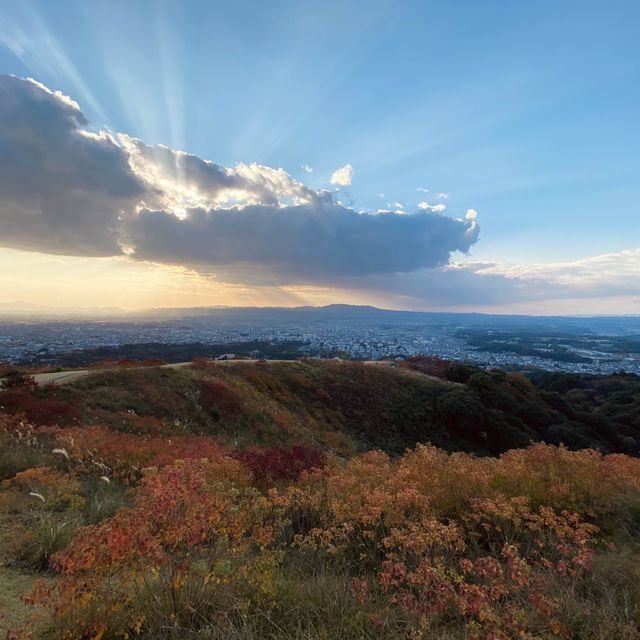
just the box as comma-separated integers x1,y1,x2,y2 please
417,187,429,193
330,163,353,187
301,163,313,173
418,201,447,213
465,208,477,221
437,192,449,199
472,248,640,291
121,136,324,212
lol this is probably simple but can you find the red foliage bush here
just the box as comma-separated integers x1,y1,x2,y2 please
25,399,82,426
199,380,242,418
234,444,326,483
0,390,81,425
0,388,31,412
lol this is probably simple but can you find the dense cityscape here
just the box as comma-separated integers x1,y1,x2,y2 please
1,306,639,374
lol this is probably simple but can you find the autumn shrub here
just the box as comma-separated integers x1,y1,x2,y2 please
0,369,36,389
15,439,640,639
496,443,640,532
280,445,610,638
0,464,86,571
0,467,85,513
26,398,81,426
108,411,170,435
234,444,326,484
191,355,215,368
43,425,231,481
0,389,32,413
199,379,243,419
0,389,81,426
27,457,284,638
88,358,138,369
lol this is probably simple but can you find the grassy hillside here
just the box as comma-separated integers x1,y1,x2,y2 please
2,360,640,638
2,359,638,456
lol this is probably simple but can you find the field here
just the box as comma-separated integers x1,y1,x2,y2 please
1,359,640,639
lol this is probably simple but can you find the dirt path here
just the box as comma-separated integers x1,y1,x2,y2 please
30,360,195,386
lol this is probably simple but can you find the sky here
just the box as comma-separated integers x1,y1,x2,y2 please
0,0,638,314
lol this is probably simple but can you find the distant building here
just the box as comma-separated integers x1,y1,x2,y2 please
215,353,236,361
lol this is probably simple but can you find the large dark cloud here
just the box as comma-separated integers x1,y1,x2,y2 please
126,205,478,281
0,75,145,255
0,75,479,286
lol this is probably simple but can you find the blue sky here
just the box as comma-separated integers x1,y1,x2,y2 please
0,0,638,312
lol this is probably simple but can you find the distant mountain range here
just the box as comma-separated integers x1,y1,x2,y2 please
1,301,639,334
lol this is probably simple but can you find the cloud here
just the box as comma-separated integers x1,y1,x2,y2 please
1,75,636,313
301,163,313,173
328,248,640,312
0,75,478,288
0,75,145,256
121,136,325,212
338,264,547,308
125,204,479,282
472,248,640,296
418,201,447,213
417,187,429,193
437,192,449,199
330,163,353,186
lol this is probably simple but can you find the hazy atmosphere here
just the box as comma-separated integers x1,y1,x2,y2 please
1,0,638,314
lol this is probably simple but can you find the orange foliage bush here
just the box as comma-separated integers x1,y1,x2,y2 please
27,458,282,638
12,434,640,639
283,444,615,638
1,466,85,512
40,426,232,480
